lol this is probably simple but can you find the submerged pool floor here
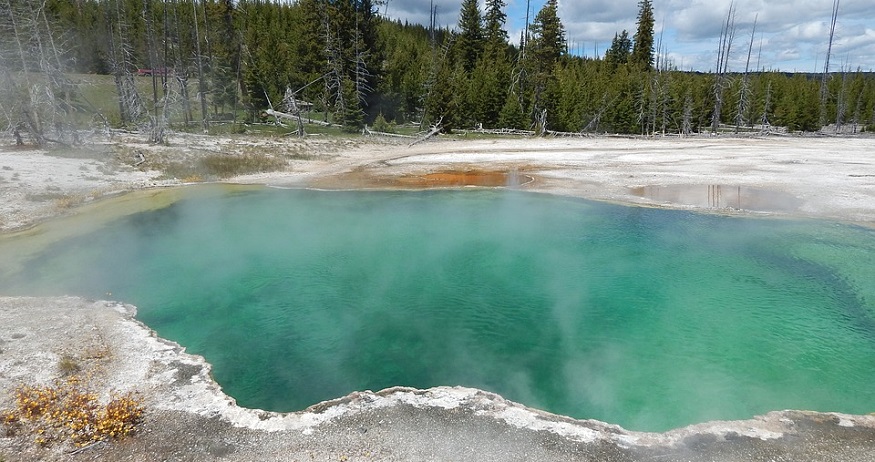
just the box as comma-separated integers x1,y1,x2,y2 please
2,188,874,432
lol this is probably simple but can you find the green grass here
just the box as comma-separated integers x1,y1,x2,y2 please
70,73,220,128
200,153,286,178
57,355,80,377
157,153,287,181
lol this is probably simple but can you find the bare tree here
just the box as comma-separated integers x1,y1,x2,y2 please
652,24,669,135
835,60,849,133
648,75,658,135
759,80,772,133
682,90,693,136
819,0,840,129
143,0,167,143
0,0,45,144
850,68,864,134
325,28,346,125
353,11,373,109
535,108,547,136
735,15,757,133
635,83,648,135
583,94,619,133
281,86,305,136
34,0,78,142
0,0,84,145
711,2,736,134
192,0,209,133
175,1,195,125
522,0,531,58
107,0,146,128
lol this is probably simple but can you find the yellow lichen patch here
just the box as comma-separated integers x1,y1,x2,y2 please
1,376,144,447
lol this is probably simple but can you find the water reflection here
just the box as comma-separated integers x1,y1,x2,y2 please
630,185,802,213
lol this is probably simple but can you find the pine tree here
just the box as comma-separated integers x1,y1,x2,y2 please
605,30,632,67
18,0,875,137
423,42,458,130
337,0,379,123
498,90,527,129
294,0,328,107
469,57,509,127
483,0,507,58
455,0,483,72
197,0,237,117
631,0,654,70
341,78,364,130
475,0,510,127
525,0,565,130
528,0,564,68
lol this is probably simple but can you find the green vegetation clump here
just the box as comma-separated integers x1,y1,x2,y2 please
155,153,287,181
371,113,394,133
57,354,81,377
200,153,287,178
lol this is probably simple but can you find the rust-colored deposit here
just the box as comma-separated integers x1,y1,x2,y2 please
313,169,535,189
399,170,520,187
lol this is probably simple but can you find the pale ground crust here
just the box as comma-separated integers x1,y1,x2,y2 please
2,134,875,461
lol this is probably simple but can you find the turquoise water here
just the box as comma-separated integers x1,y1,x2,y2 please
2,187,874,431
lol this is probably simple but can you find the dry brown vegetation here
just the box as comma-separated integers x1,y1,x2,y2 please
1,352,144,450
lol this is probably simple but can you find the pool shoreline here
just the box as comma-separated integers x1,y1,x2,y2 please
2,295,874,461
3,135,875,234
2,135,875,460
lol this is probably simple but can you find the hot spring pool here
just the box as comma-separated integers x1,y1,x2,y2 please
1,186,874,432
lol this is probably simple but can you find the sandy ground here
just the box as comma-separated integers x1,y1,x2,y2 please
3,134,875,232
300,136,875,224
1,133,875,461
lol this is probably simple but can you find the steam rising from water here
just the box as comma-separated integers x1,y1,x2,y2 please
1,187,874,431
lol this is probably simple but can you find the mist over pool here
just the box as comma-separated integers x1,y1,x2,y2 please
2,187,874,432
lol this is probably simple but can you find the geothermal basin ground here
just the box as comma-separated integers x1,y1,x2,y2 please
1,133,875,461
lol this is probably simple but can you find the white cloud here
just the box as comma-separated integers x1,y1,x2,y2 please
386,0,464,29
559,0,636,23
384,0,875,71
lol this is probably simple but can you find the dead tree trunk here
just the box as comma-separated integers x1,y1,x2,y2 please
682,90,693,136
409,116,442,147
143,0,166,143
711,2,736,134
38,0,77,143
108,0,146,128
735,15,757,133
583,94,618,133
169,0,192,125
192,0,209,133
535,109,547,136
635,83,647,135
819,0,840,130
2,0,45,145
281,86,305,137
835,63,848,133
760,81,772,133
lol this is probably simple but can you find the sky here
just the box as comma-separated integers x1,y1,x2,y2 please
382,0,875,73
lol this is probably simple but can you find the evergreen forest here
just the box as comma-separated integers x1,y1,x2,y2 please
2,0,875,145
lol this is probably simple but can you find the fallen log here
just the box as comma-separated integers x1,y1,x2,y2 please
408,117,442,147
363,126,414,139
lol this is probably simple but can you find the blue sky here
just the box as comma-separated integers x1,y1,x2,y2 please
383,0,875,73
